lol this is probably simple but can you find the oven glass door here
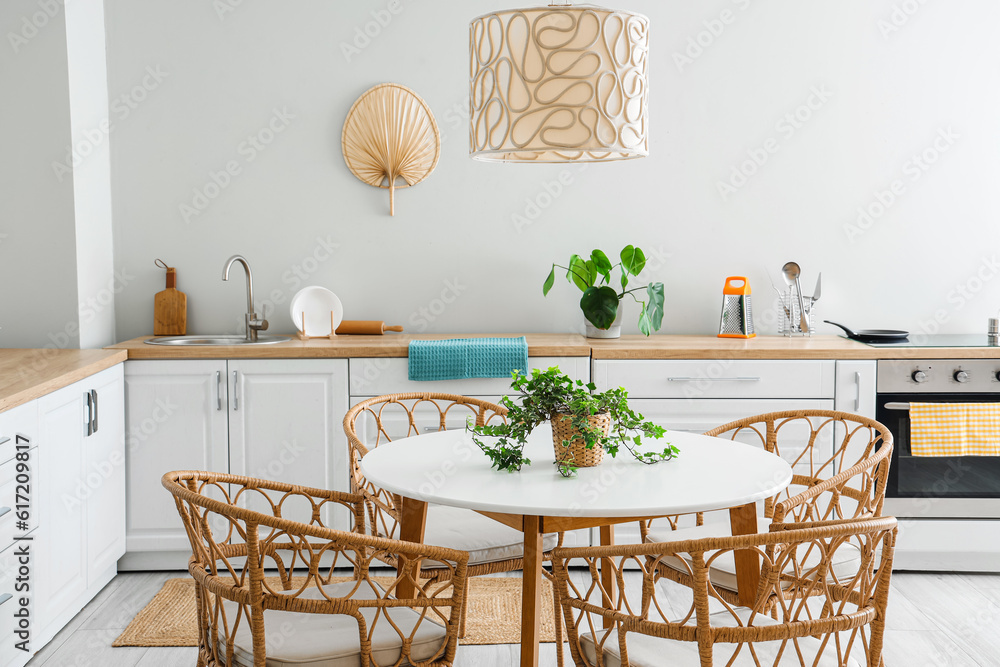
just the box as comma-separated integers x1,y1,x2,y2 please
876,393,1000,499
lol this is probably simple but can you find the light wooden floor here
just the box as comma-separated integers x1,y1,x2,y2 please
25,570,1000,666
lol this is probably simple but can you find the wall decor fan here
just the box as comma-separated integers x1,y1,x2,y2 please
341,83,441,216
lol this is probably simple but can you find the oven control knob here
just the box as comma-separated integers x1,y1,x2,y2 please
911,370,928,383
954,370,970,383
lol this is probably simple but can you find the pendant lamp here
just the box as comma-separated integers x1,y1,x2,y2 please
469,2,649,163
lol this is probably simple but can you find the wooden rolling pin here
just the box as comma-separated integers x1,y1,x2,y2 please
335,320,403,335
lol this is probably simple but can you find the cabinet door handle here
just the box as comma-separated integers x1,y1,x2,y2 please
0,593,11,607
0,506,10,518
0,436,9,447
91,389,99,434
232,371,239,411
666,377,761,382
854,371,862,411
216,371,223,411
85,391,93,437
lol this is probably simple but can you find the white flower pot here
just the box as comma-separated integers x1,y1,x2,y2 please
584,307,624,339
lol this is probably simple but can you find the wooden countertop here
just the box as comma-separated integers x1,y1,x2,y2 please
590,335,1000,359
590,335,877,359
0,348,127,413
108,334,593,359
107,334,1000,361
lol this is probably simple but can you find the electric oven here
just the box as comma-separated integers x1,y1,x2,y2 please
875,358,1000,518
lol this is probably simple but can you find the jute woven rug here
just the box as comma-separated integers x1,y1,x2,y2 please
114,576,557,647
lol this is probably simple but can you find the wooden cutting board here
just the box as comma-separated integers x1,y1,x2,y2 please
154,266,187,335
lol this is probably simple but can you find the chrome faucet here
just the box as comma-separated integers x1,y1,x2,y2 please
222,255,268,341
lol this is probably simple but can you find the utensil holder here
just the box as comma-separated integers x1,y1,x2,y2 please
778,288,816,336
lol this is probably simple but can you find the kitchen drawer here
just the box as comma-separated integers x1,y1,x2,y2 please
0,402,38,466
349,356,589,397
629,398,836,479
593,360,835,399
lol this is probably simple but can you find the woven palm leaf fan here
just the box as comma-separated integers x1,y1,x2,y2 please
342,83,441,216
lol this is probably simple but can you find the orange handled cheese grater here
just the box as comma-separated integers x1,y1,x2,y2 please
718,276,755,339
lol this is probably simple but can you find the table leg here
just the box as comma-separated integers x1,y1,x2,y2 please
396,496,427,600
599,524,615,628
520,515,543,667
729,502,760,607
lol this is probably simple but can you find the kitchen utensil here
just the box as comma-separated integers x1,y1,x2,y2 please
782,262,809,334
812,272,822,301
718,276,755,339
824,320,909,342
153,259,187,335
290,286,344,337
335,320,404,335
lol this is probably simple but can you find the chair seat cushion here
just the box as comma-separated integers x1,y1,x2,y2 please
580,608,862,667
646,518,862,592
221,579,449,667
421,504,559,567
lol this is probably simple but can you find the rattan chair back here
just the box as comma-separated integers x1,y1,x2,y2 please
343,393,507,540
704,410,893,524
553,516,898,667
162,470,469,667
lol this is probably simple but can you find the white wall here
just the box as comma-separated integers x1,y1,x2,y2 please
65,0,116,348
0,0,80,348
104,1,1000,341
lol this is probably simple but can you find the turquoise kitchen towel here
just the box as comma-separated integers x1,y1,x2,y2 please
408,337,529,381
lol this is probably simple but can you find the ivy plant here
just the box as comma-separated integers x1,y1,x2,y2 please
543,245,665,335
469,366,679,477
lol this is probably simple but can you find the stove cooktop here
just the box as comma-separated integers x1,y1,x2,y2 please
864,334,1000,348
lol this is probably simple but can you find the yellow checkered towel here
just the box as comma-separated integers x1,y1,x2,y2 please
909,403,1000,457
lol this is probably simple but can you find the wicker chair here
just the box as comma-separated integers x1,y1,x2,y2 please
163,470,469,667
553,516,898,667
639,410,893,609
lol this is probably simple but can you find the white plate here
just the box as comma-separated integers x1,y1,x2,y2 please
289,286,344,337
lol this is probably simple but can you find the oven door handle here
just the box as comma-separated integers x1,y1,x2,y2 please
883,402,910,411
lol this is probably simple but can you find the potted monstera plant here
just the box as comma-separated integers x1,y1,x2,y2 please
543,245,665,338
469,367,679,477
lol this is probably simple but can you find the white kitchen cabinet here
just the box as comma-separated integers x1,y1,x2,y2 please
123,360,228,562
228,359,349,528
84,367,127,583
122,359,349,569
834,361,876,419
36,364,124,647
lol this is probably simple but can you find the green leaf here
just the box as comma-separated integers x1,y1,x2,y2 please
645,282,664,331
580,286,619,329
542,266,556,296
568,256,592,292
638,308,652,336
590,250,612,283
585,260,599,285
620,245,646,276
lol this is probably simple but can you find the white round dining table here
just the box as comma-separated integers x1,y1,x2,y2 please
360,425,792,667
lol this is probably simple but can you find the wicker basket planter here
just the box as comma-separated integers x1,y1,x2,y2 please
551,412,612,468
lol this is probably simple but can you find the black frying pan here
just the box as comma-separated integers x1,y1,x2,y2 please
824,321,909,343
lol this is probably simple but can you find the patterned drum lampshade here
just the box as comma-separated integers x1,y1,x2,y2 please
469,3,649,163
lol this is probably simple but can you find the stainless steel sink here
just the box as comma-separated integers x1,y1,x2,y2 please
145,335,291,346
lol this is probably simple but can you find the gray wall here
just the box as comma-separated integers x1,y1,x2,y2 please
100,1,1000,340
0,0,80,348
